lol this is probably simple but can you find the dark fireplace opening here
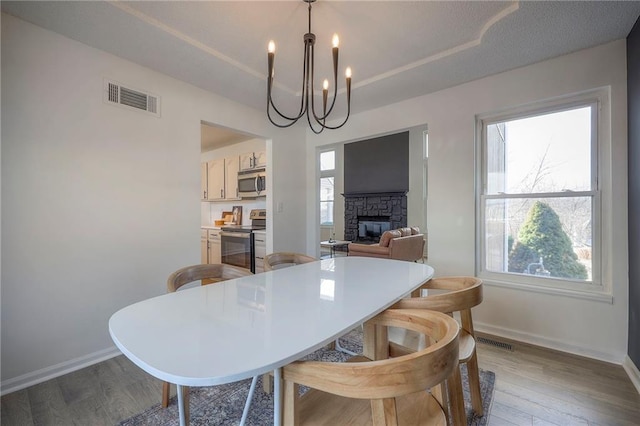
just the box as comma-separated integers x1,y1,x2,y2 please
344,192,407,243
357,217,391,243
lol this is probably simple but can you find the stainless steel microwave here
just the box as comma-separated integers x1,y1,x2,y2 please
237,168,266,197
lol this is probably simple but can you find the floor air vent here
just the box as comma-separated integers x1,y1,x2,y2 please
477,336,513,351
104,79,160,117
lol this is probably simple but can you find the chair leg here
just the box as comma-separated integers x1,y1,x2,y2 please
283,379,300,426
371,398,398,426
162,381,170,408
182,385,190,424
466,351,484,415
263,372,273,393
447,366,467,426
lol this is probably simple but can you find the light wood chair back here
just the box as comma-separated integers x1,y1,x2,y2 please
263,252,316,271
167,263,252,292
260,252,317,393
391,276,484,425
282,308,460,426
162,263,252,411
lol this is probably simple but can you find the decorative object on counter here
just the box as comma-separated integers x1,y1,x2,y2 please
214,219,225,226
221,211,233,224
232,206,242,225
266,0,352,134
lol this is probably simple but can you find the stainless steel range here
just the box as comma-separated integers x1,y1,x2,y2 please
220,209,266,273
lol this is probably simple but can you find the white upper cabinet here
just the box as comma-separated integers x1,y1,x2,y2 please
206,159,225,200
225,156,240,200
201,163,208,200
240,151,266,171
253,151,267,169
201,156,242,202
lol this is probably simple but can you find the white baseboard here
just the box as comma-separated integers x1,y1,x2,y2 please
622,355,640,395
1,346,121,396
475,321,624,364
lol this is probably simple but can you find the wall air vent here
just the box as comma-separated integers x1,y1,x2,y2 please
104,79,160,117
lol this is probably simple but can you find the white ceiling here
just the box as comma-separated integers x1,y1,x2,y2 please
3,1,640,147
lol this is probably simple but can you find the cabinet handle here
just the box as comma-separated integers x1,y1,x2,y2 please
221,189,224,198
250,157,253,168
203,190,207,199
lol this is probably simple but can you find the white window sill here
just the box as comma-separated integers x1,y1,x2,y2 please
481,276,613,303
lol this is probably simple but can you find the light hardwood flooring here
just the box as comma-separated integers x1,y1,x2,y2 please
2,334,639,425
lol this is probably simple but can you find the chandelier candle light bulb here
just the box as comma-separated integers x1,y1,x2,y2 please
265,0,352,134
323,79,329,114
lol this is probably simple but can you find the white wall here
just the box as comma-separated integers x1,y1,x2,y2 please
306,40,629,363
0,13,307,392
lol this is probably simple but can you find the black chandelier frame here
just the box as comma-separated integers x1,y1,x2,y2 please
267,0,351,134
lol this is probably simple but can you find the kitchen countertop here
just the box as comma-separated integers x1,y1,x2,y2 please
201,225,222,230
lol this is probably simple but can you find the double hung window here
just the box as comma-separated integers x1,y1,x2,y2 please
320,150,335,226
477,96,602,293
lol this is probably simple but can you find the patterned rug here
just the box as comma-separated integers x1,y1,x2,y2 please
119,329,495,425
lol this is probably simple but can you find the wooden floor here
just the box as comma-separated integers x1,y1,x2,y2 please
2,334,639,425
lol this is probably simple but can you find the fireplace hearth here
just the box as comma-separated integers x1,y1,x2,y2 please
344,192,407,243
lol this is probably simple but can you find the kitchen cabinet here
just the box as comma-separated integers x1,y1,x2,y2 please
201,157,241,201
253,231,266,273
208,229,221,264
207,159,225,200
225,156,240,200
201,229,208,263
240,151,266,171
201,163,208,201
201,228,222,264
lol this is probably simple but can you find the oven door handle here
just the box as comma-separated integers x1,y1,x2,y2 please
221,232,251,239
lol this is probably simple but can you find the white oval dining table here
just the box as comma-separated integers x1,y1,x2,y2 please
109,256,434,426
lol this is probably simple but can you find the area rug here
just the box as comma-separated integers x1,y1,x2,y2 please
119,330,495,426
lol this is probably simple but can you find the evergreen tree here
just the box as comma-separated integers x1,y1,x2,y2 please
508,201,588,279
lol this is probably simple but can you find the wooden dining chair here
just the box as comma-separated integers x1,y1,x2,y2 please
161,263,253,411
262,252,318,392
263,252,317,271
282,308,460,425
390,276,484,425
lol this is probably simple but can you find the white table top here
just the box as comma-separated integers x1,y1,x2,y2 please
109,257,434,387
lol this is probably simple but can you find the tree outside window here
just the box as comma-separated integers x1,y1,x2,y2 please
480,103,598,287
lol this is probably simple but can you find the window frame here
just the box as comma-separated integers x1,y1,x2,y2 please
319,149,336,227
476,91,608,298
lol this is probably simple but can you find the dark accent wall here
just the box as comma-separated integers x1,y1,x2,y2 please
628,17,640,367
344,132,409,194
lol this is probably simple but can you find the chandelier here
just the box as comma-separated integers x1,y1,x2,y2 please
267,0,352,134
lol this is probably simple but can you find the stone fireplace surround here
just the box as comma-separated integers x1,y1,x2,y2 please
344,192,407,243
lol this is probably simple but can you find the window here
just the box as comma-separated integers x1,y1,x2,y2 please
320,150,335,226
478,98,602,293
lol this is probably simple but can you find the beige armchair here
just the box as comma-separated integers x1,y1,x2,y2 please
348,227,426,262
